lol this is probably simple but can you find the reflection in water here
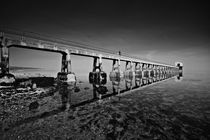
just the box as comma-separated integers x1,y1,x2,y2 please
58,82,75,110
125,75,133,90
86,71,182,104
110,76,122,94
2,71,183,132
177,72,183,80
135,76,141,87
58,70,183,109
91,79,108,100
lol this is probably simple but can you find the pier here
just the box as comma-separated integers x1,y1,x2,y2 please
0,29,183,88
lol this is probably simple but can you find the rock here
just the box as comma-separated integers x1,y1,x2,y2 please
116,127,124,132
84,87,90,90
74,87,80,93
0,73,16,86
17,88,30,93
32,83,37,90
29,101,39,110
25,96,32,100
97,86,108,94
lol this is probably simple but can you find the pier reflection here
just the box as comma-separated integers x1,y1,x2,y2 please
82,71,179,106
3,71,182,131
175,72,183,81
58,82,75,110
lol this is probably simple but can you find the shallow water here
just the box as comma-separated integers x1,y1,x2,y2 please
1,71,210,139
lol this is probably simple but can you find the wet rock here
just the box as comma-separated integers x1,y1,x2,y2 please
16,88,30,93
25,96,32,100
29,101,39,110
116,126,124,132
74,87,80,93
32,83,37,90
97,86,108,94
68,115,75,120
0,73,16,87
84,87,90,90
54,136,63,140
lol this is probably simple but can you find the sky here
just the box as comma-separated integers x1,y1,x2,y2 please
0,0,209,76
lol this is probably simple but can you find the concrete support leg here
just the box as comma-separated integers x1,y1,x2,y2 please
112,59,120,72
58,50,76,84
93,57,102,72
168,67,170,75
167,67,169,75
135,62,140,71
125,61,132,71
61,54,67,72
148,64,150,77
135,62,142,78
125,79,132,90
169,67,171,75
163,66,165,75
61,50,72,73
155,65,158,76
135,77,141,87
159,66,161,75
110,59,122,79
125,61,133,79
112,80,120,94
142,63,145,77
164,66,166,75
143,63,149,78
0,39,15,88
150,64,154,77
0,42,9,74
162,66,164,75
164,67,166,75
89,55,107,85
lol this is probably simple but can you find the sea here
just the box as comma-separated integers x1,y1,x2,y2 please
1,67,210,139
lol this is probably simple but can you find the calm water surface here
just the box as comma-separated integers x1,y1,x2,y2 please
1,71,210,139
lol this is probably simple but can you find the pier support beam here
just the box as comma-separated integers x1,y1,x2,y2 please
112,79,121,94
135,77,141,87
0,37,9,74
164,66,167,75
58,50,76,84
154,65,158,77
158,66,161,75
92,56,102,72
124,61,133,78
112,59,120,72
160,66,164,75
150,64,155,77
175,62,183,79
0,37,16,88
143,63,149,78
125,61,132,71
135,62,142,78
89,55,107,85
125,78,132,90
110,58,122,79
61,51,72,73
